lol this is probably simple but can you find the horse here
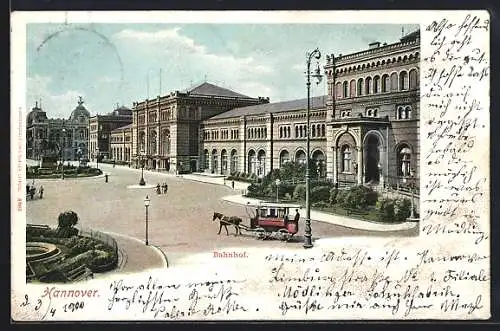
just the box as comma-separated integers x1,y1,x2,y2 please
212,212,242,236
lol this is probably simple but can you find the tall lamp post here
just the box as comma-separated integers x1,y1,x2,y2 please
144,195,150,245
139,149,146,186
61,128,66,180
275,179,281,203
303,47,323,249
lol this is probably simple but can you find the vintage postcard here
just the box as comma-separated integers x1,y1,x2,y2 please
11,10,490,321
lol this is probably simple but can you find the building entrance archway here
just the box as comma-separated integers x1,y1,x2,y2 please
364,134,381,183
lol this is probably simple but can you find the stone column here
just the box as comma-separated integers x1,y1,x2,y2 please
332,146,338,184
357,146,363,185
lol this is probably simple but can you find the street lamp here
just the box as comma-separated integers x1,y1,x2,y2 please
139,149,146,186
303,47,322,249
61,128,66,179
409,168,416,219
144,195,150,245
275,179,281,203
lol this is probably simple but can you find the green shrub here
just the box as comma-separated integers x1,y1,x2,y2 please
329,188,339,205
293,184,306,201
334,189,348,205
246,183,264,197
312,201,329,208
376,198,396,222
311,185,331,203
341,186,379,210
394,198,411,222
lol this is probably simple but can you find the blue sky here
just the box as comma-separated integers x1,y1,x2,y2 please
27,23,419,118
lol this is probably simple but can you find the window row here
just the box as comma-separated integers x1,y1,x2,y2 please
335,52,420,74
338,105,413,120
248,127,267,139
203,128,240,140
295,124,326,138
335,69,418,99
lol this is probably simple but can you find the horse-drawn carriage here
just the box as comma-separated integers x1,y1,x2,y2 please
213,202,302,241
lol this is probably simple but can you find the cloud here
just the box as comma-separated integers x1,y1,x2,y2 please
113,27,274,76
27,75,90,119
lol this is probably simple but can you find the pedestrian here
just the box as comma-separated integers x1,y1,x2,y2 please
156,183,161,195
30,186,35,200
231,180,235,189
26,184,30,196
39,185,44,199
294,209,300,223
164,184,168,195
113,160,116,168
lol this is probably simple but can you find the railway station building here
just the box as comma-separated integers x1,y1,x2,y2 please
127,29,420,188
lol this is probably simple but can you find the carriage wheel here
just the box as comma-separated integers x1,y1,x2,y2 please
254,227,266,240
278,229,289,241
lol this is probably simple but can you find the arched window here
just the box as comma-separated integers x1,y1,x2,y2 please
349,80,356,97
279,127,283,138
409,69,418,89
342,145,351,172
365,77,372,95
299,126,304,138
287,127,291,138
248,150,256,175
399,71,409,90
397,106,405,119
373,76,381,93
367,109,372,117
373,109,378,117
343,81,348,98
398,146,412,177
405,106,412,119
280,150,290,167
322,124,326,137
357,78,364,96
221,149,228,174
390,73,398,91
295,126,299,138
382,74,390,92
230,150,238,173
295,150,307,165
336,82,343,98
212,150,218,174
312,125,316,137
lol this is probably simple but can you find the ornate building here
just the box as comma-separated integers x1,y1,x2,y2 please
324,30,420,188
130,82,268,173
26,97,90,161
88,105,133,161
109,124,133,163
200,30,420,189
125,30,420,189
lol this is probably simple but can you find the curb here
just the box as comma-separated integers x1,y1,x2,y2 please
151,244,169,268
99,230,169,270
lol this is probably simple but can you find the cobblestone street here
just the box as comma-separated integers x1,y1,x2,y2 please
26,163,417,270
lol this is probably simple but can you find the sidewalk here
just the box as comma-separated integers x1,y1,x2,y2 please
94,231,168,278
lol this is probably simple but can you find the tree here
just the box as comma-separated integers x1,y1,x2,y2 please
57,211,79,238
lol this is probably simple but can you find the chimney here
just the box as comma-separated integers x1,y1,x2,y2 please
369,41,381,49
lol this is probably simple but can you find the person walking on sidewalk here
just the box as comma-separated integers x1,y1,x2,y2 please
39,185,44,199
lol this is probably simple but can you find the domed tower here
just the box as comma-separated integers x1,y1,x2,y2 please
26,101,48,160
69,96,91,123
68,97,90,161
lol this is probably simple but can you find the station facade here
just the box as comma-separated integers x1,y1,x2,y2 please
125,30,420,188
